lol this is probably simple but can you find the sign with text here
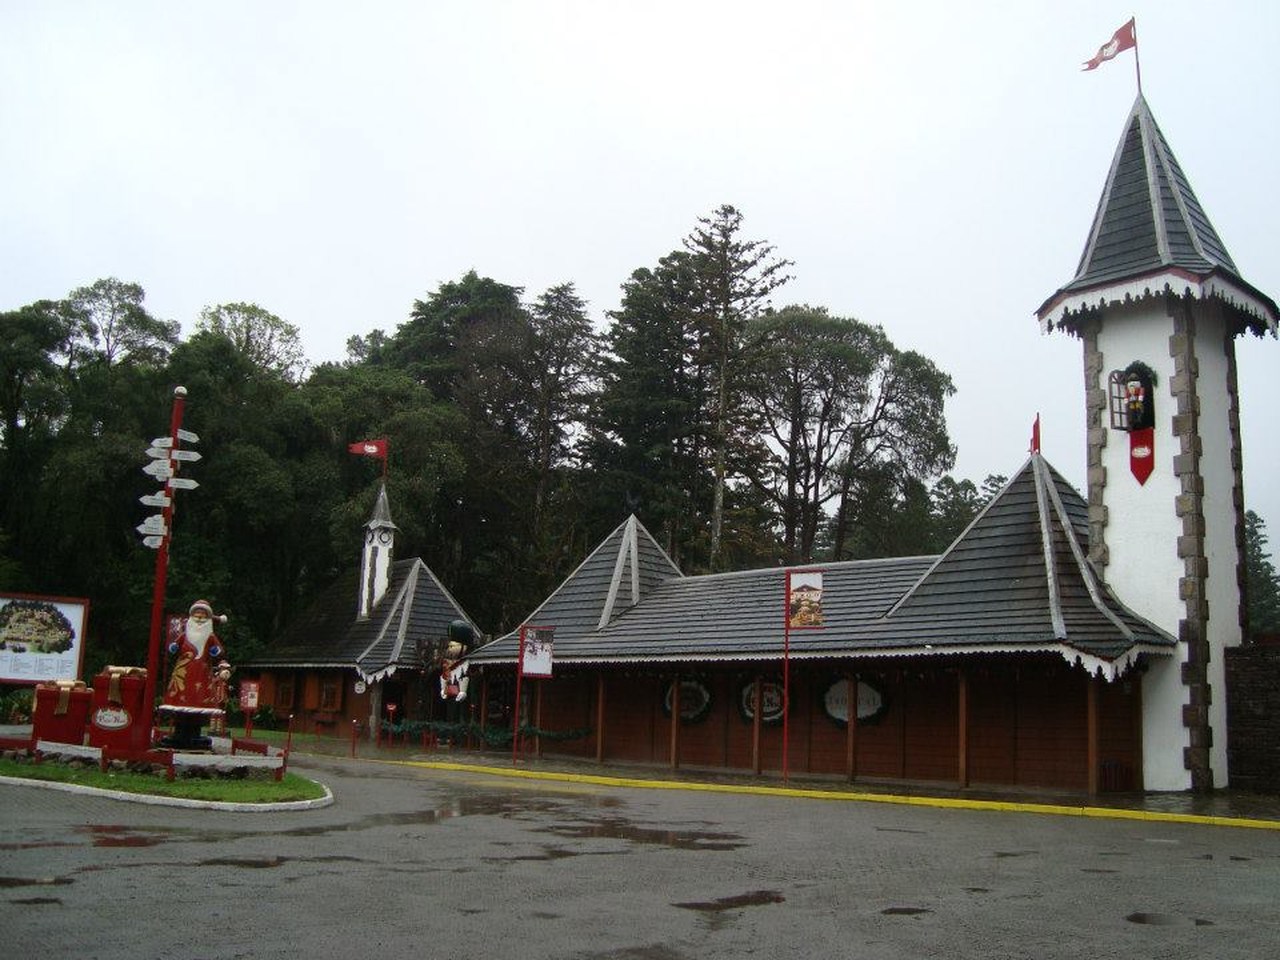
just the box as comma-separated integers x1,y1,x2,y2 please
0,593,89,684
786,571,824,628
238,680,260,712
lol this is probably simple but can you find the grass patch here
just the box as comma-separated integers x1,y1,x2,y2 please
0,755,327,804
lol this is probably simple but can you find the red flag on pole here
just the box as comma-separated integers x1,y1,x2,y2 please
1082,18,1136,70
1030,414,1041,454
347,438,388,460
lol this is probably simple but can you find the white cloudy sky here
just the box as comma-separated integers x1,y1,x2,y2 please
3,1,1278,531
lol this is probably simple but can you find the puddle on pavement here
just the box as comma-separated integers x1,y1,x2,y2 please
993,850,1038,858
77,825,169,848
0,876,73,888
1126,912,1214,927
673,890,784,912
881,906,932,916
536,818,747,851
10,896,61,905
1081,868,1119,874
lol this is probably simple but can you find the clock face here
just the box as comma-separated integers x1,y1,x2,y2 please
378,530,392,544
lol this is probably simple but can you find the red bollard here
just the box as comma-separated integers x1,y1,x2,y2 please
350,719,359,758
285,714,294,756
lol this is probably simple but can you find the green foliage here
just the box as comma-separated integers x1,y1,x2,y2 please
1,687,34,722
1245,510,1280,638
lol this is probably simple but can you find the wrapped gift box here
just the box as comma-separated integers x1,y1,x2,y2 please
32,680,92,745
87,666,150,751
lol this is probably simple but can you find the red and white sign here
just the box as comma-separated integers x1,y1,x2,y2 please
521,626,555,678
1129,427,1155,485
239,680,260,712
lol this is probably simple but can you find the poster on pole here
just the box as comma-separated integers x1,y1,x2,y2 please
786,571,824,628
521,626,555,678
0,593,90,684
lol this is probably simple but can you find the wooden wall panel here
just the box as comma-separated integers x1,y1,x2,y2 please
968,669,1018,785
904,671,959,781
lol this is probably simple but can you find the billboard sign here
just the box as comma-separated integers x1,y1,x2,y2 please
0,593,89,684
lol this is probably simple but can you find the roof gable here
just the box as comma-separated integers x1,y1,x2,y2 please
244,557,481,680
881,454,1173,677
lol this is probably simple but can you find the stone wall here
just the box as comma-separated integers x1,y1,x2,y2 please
1226,638,1280,793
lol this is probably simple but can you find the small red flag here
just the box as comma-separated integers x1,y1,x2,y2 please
348,438,388,459
1030,414,1041,454
1082,18,1136,71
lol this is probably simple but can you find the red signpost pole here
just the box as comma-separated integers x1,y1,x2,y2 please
143,386,187,743
782,571,792,784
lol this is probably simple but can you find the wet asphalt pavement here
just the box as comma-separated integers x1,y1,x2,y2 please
4,751,1280,960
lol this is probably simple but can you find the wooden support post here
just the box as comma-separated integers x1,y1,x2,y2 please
595,672,606,763
669,674,680,770
957,667,969,788
751,677,763,775
845,675,858,782
1087,675,1100,796
535,679,544,758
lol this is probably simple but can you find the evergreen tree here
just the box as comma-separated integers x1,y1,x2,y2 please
1245,510,1280,638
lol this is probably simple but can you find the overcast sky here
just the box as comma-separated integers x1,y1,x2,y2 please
3,1,1277,534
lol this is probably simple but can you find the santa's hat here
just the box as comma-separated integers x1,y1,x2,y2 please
189,599,214,617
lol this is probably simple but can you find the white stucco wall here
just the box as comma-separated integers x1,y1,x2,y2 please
1094,303,1189,790
1092,300,1241,790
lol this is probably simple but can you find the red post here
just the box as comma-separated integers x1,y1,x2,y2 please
351,719,359,758
783,571,792,783
143,386,188,742
285,714,294,755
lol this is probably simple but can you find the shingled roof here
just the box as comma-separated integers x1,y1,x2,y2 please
246,557,482,683
467,455,1174,680
1037,94,1277,336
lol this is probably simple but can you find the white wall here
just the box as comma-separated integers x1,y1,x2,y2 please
1094,302,1189,790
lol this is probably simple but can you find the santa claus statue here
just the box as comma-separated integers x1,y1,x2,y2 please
159,600,229,748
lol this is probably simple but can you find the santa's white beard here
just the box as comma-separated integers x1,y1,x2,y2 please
186,617,214,657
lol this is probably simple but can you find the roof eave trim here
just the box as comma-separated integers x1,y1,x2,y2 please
469,642,1172,680
1037,269,1279,335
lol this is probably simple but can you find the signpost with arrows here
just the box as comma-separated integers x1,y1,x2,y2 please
138,386,201,735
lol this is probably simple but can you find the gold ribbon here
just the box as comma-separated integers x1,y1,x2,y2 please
41,679,86,716
102,665,146,704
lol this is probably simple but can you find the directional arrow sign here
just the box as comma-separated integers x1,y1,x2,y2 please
142,535,165,549
170,449,202,462
167,477,199,490
143,459,173,480
136,515,167,536
145,446,173,460
150,436,174,449
177,428,199,444
139,492,171,508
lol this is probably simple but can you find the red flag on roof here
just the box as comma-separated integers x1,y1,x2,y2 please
347,438,388,460
1082,18,1136,70
1030,414,1041,454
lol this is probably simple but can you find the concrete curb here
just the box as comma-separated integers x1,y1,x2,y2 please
0,774,333,812
383,758,1280,831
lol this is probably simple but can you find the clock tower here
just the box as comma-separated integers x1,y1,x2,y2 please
358,484,398,620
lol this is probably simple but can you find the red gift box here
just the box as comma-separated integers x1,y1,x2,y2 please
32,680,92,745
87,666,151,751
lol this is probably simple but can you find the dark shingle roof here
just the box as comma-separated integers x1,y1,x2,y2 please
1038,95,1277,335
245,557,481,682
468,458,1174,679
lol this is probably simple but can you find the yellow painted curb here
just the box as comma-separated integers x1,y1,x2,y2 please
376,758,1280,831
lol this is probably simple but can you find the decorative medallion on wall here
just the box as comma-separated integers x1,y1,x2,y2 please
821,677,888,726
661,677,713,723
736,677,787,725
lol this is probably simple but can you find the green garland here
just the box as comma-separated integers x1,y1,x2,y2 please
380,719,593,749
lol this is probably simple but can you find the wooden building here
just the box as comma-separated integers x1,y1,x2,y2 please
468,94,1277,794
240,486,482,735
467,454,1173,793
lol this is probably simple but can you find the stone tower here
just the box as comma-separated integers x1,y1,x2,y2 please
1037,95,1278,792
